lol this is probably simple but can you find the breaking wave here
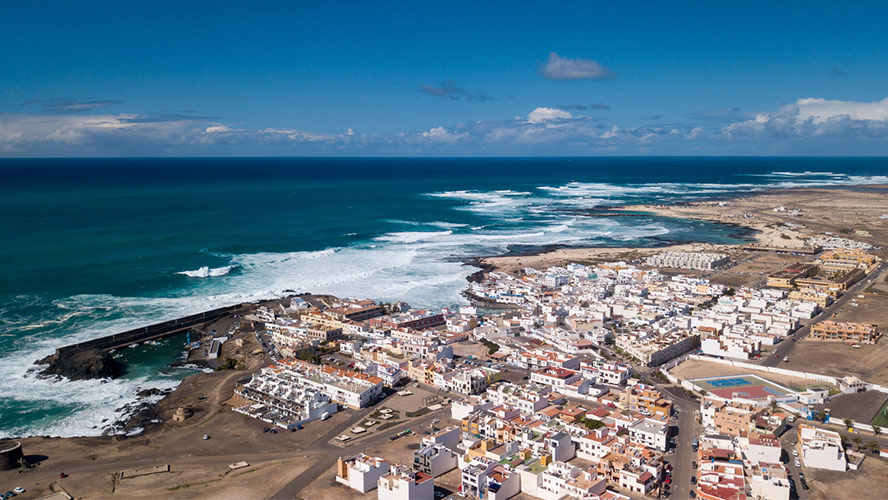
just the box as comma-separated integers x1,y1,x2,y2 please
177,265,236,278
10,169,887,438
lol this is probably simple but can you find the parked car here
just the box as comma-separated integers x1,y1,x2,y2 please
794,459,801,468
13,490,25,496
203,434,211,440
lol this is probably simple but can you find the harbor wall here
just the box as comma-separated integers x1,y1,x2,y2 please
55,304,246,355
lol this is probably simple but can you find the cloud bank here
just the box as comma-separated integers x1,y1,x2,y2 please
3,95,888,156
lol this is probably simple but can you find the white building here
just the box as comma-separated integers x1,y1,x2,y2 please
798,424,846,471
336,454,389,493
449,369,488,395
538,461,608,500
377,464,434,500
628,418,668,452
452,396,493,420
413,443,457,477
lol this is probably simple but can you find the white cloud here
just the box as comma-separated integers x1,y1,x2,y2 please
723,95,888,139
7,96,888,156
541,52,615,81
421,126,468,144
601,125,619,139
794,96,888,123
527,107,572,123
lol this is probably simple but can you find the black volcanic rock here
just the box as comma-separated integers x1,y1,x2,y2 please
39,348,121,380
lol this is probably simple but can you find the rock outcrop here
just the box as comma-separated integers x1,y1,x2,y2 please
38,348,121,380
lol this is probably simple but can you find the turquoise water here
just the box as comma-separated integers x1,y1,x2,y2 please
1,157,887,437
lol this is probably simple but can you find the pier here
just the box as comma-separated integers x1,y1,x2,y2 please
55,304,248,356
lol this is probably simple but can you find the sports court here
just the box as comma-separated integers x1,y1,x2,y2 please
690,373,794,401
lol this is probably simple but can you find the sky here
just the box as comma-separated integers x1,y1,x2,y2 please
1,1,888,156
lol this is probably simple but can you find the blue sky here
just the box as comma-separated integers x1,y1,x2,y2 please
2,1,888,156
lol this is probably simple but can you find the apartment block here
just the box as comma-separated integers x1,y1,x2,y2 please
810,321,879,344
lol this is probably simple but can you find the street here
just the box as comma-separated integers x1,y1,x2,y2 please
655,383,700,499
271,390,452,499
761,261,887,368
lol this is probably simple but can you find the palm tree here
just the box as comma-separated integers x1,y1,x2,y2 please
867,441,880,454
873,424,881,436
843,418,854,431
852,435,863,450
769,400,778,414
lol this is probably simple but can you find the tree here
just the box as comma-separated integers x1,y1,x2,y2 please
581,418,605,431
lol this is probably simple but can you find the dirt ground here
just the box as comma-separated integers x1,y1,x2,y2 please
622,187,888,259
707,251,810,288
452,340,491,360
301,415,455,500
786,291,888,386
0,371,341,500
669,358,837,393
806,453,888,500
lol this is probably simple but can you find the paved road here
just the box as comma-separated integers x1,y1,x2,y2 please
761,262,887,368
271,401,450,499
778,424,811,500
654,382,700,500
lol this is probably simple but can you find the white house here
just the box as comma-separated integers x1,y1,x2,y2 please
798,425,846,471
336,454,389,493
628,418,668,452
377,464,434,500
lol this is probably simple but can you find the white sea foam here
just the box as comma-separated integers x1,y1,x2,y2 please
745,171,888,186
23,173,868,438
427,189,533,215
177,265,235,278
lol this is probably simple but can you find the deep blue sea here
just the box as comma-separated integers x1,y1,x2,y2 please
2,157,887,437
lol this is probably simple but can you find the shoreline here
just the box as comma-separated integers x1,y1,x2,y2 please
8,184,888,441
480,184,888,274
2,183,887,499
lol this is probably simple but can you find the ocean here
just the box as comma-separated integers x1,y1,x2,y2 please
2,157,887,437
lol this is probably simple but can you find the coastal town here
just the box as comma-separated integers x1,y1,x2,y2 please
4,187,888,500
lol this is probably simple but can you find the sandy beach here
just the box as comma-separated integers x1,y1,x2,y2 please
482,186,888,274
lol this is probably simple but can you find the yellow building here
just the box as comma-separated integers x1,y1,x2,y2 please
810,321,880,344
618,385,673,417
818,248,880,273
